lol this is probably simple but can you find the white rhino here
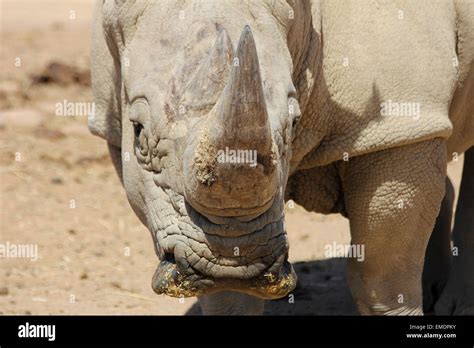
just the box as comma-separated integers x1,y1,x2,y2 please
89,0,474,315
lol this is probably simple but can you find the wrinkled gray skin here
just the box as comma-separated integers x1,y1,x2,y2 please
90,0,474,315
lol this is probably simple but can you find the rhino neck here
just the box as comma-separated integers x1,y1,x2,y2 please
284,2,327,175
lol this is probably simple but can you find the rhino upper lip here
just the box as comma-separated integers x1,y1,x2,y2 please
184,198,285,238
185,192,277,222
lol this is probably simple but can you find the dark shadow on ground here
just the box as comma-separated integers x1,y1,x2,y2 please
185,258,358,315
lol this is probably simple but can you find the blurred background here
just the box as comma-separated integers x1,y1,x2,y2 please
0,0,464,315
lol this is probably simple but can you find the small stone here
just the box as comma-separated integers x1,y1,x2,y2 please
51,176,63,184
30,61,91,87
79,272,88,280
110,282,122,289
0,287,9,295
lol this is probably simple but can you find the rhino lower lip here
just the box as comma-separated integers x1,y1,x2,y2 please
151,251,297,299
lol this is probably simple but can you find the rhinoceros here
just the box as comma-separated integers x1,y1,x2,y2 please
89,0,474,315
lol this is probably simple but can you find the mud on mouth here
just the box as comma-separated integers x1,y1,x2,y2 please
151,254,297,300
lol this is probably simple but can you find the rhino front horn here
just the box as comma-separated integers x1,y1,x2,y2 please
184,25,278,221
213,25,273,154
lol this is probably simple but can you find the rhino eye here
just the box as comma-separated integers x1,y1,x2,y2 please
133,121,143,138
133,121,148,157
129,99,150,159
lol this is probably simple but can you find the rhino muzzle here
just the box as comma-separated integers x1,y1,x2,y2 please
150,200,297,299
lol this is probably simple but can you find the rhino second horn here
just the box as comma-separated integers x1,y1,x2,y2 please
184,26,278,221
181,29,234,111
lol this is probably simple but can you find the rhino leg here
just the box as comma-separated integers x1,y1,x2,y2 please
198,291,264,315
436,147,474,315
339,139,446,315
422,177,454,315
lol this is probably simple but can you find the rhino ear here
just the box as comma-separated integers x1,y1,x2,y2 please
89,1,122,148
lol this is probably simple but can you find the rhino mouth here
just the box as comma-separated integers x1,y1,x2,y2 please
148,189,296,299
151,250,297,299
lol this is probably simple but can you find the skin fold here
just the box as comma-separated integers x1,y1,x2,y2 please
90,0,474,315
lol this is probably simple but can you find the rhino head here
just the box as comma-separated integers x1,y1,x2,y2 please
90,0,306,300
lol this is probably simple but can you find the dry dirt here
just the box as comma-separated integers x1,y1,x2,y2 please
0,0,464,315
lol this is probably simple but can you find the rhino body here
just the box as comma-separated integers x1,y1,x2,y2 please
90,0,474,315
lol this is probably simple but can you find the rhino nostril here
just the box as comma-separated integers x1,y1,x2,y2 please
164,251,176,264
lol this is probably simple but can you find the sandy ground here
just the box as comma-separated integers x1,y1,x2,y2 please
0,0,465,315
